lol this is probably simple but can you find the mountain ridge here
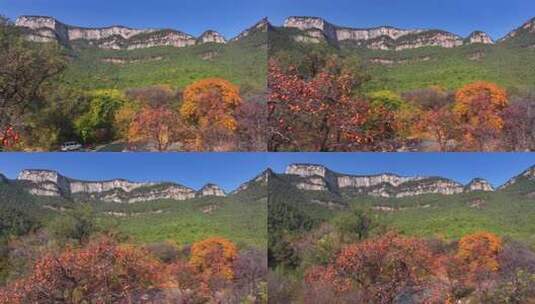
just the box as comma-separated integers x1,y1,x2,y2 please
14,15,268,50
2,164,533,203
280,15,535,50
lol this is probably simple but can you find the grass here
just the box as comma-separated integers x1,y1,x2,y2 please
0,181,267,249
334,187,535,248
60,30,267,95
95,196,267,249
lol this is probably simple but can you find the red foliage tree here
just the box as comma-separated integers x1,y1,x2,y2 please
0,125,19,149
305,232,439,303
268,59,396,151
0,237,165,304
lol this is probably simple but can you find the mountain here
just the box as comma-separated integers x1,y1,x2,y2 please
280,16,535,50
271,16,535,92
15,169,225,203
282,163,498,199
14,15,263,50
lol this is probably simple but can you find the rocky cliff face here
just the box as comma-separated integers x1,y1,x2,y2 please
16,169,224,203
198,30,226,44
283,16,505,50
467,31,494,44
284,164,497,198
15,16,232,50
466,178,494,192
197,184,226,197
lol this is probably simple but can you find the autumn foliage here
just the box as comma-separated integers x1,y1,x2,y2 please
457,232,503,275
0,237,164,304
301,232,511,303
0,236,264,304
128,105,189,151
190,237,238,281
453,81,509,150
180,78,243,150
305,232,436,303
268,58,398,151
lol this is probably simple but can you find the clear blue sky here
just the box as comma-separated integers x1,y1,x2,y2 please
0,153,533,189
0,153,269,192
3,0,534,39
1,0,268,38
268,153,535,187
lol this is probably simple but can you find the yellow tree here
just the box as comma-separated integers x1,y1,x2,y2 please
180,78,242,150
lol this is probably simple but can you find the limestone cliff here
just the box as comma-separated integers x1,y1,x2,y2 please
16,169,224,203
466,31,494,44
283,16,505,50
15,16,231,50
198,30,226,44
197,184,226,197
284,164,498,198
465,178,494,192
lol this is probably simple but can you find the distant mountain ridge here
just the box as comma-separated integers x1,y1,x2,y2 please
281,163,534,199
2,164,533,203
14,15,269,50
280,15,535,50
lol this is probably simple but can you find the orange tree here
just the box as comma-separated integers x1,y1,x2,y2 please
190,237,238,281
453,81,508,150
180,78,242,151
457,232,503,283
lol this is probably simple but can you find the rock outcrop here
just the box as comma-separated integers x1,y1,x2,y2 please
465,178,494,192
466,31,494,44
284,164,497,198
282,16,519,50
16,169,224,203
197,184,226,197
198,30,226,44
14,16,233,50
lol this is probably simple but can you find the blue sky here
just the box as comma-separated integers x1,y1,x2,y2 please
2,0,534,39
0,153,533,189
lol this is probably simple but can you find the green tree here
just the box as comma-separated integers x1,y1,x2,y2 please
0,16,65,149
50,205,97,244
75,90,125,144
333,208,376,242
368,90,407,111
